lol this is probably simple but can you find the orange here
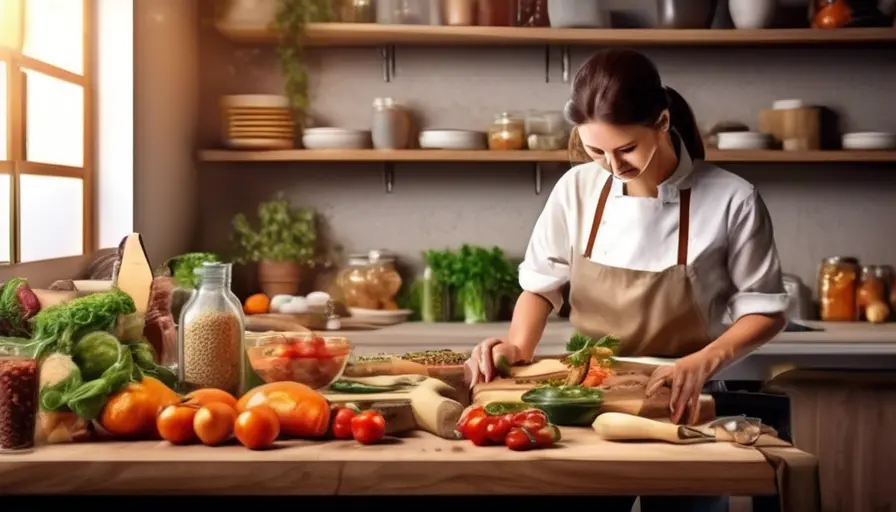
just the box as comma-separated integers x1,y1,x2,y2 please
243,293,271,315
184,388,239,409
235,405,280,450
157,404,199,445
194,402,237,446
100,376,181,439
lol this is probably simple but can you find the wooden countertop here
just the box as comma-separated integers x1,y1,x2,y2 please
0,428,777,496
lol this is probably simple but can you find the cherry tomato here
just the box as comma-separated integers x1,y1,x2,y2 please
455,405,487,440
485,416,513,444
351,410,386,445
463,414,491,446
505,424,562,451
512,409,548,430
330,406,357,439
275,344,300,359
307,337,327,357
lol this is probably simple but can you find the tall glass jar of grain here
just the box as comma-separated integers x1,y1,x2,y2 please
177,262,246,396
817,256,860,322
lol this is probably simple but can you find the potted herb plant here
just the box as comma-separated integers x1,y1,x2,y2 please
231,193,320,296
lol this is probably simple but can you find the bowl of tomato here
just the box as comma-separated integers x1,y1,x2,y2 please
246,332,353,389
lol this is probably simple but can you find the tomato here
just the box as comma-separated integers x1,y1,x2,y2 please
505,424,562,451
331,406,357,439
351,410,386,445
157,404,199,445
235,405,280,450
193,402,237,446
455,405,487,440
511,409,548,430
485,416,513,444
463,415,491,446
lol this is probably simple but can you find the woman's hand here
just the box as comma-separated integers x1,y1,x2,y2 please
463,338,522,389
645,348,727,425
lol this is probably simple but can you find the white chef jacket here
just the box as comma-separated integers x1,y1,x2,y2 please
519,139,789,340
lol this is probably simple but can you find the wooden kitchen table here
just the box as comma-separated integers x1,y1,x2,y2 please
0,427,815,504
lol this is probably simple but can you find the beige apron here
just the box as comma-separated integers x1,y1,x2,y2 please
568,176,713,358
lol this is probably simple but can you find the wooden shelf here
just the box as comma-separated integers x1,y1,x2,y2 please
216,23,896,47
199,149,896,163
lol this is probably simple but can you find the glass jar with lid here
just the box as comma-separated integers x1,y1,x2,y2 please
488,112,526,150
336,254,377,309
857,265,886,318
817,256,860,322
366,249,403,310
177,262,246,396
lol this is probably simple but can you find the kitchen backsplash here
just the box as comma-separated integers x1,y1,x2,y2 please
196,2,896,297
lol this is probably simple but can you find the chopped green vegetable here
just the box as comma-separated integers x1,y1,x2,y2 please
329,380,396,394
521,384,604,404
565,333,620,368
483,401,530,416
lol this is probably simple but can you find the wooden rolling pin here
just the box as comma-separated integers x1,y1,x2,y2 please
592,412,716,444
323,375,464,439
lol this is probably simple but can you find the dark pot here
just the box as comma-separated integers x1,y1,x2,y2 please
657,0,718,28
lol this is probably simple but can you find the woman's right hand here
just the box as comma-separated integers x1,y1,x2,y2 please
463,337,522,389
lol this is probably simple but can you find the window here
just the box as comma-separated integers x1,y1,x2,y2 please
0,0,93,265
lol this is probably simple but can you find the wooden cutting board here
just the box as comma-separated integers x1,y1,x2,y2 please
473,358,716,424
245,313,385,332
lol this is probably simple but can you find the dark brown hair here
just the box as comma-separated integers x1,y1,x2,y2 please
564,49,705,161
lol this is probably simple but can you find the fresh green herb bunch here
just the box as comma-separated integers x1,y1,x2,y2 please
170,252,220,289
231,192,319,266
565,332,621,367
272,0,336,126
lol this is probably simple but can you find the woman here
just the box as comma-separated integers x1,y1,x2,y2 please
464,49,788,512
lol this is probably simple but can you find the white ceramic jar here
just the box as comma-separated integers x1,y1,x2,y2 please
728,0,778,29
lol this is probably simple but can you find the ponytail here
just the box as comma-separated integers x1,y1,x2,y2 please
664,86,705,161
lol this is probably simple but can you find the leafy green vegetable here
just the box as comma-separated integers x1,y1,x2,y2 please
565,333,621,367
129,339,177,389
22,288,137,360
171,252,220,289
64,341,135,420
73,331,122,381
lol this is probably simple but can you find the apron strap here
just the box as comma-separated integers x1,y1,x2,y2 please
677,188,691,266
584,176,614,259
583,178,693,266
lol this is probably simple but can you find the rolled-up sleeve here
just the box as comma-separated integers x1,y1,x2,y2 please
519,174,574,312
726,189,789,321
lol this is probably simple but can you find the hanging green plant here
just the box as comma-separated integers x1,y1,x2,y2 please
271,0,336,128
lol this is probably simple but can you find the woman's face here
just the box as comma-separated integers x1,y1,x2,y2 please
577,117,666,182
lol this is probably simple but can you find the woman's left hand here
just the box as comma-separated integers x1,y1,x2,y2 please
645,348,728,425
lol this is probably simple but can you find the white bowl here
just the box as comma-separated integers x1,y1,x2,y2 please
842,132,896,150
302,128,372,149
419,129,487,150
717,131,773,150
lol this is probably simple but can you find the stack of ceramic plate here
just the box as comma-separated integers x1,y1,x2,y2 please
220,94,295,150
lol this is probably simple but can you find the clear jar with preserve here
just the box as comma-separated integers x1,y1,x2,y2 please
857,265,885,317
817,256,860,322
336,250,403,310
488,112,526,150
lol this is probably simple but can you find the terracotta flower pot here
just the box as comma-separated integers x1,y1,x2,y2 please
257,260,304,296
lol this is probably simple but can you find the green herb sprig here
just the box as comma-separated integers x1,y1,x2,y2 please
565,332,621,368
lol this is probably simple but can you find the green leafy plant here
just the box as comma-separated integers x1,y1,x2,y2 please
564,332,621,368
231,193,319,266
272,0,336,126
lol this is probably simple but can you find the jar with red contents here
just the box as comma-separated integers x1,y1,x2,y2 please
0,346,39,453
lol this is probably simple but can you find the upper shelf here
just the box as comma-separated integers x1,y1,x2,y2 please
215,23,896,47
198,149,896,163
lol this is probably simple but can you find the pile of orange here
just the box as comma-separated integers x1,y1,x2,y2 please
156,388,280,450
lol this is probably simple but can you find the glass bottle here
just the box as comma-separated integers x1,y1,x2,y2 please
817,256,860,322
177,262,246,396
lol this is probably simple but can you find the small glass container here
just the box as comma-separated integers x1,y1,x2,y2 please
0,346,39,453
817,256,860,322
488,112,526,150
366,249,403,310
478,0,517,25
178,262,246,396
336,254,378,309
857,265,886,317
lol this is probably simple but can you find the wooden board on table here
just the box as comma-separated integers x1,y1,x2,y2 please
473,358,716,423
245,313,385,332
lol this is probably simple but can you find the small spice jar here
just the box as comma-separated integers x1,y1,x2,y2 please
817,256,860,322
488,112,526,150
0,346,39,453
177,262,246,396
372,97,412,150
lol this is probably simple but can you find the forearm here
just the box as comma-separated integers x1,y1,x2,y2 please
704,312,787,371
505,291,553,361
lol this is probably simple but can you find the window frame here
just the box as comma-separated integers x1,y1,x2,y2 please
1,0,95,266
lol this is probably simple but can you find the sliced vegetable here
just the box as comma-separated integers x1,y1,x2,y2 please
483,401,530,416
329,380,395,394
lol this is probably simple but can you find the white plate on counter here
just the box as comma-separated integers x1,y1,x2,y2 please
348,307,415,326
